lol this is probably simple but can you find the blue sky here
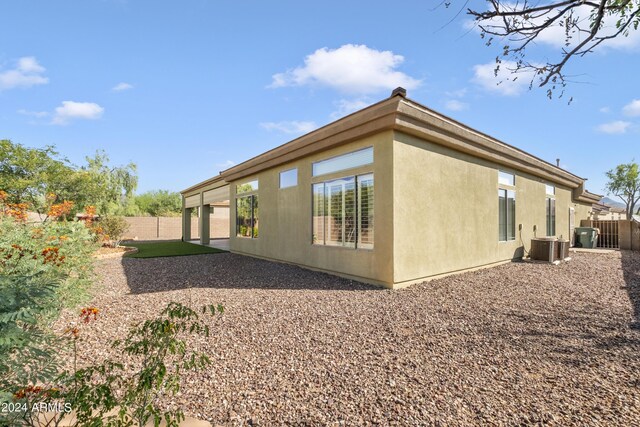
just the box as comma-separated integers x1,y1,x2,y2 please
1,1,638,197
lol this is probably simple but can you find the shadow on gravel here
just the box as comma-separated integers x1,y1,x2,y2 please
621,250,640,330
120,252,381,294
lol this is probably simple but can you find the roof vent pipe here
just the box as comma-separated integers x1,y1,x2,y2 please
391,87,407,98
556,158,560,167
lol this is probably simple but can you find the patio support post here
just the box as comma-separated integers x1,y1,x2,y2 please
182,206,192,241
199,192,210,245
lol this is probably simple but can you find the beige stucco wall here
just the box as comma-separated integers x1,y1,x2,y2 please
184,129,594,289
229,131,395,286
392,131,592,287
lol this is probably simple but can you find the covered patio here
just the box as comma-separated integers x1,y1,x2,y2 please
182,177,230,246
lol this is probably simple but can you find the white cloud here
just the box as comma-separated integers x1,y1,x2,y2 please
270,44,421,95
260,120,317,135
0,56,48,91
112,82,133,92
596,120,631,134
330,98,371,120
444,99,469,111
445,88,467,98
216,160,236,169
472,61,536,96
51,101,104,125
17,109,50,118
623,99,640,117
599,106,611,114
17,57,45,73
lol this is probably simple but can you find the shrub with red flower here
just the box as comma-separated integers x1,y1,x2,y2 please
41,247,65,266
0,191,29,222
80,307,99,323
48,200,74,219
64,326,80,339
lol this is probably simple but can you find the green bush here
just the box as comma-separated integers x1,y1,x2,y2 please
0,214,225,427
99,216,130,247
0,216,97,310
0,215,97,423
0,274,61,408
6,302,223,427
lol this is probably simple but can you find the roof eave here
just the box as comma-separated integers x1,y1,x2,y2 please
180,175,225,195
394,100,585,188
220,96,401,182
195,92,593,196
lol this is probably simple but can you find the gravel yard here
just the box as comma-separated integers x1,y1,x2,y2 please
60,251,640,426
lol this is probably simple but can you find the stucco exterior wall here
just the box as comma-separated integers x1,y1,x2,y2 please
229,131,395,286
182,128,594,289
392,131,592,287
574,204,591,223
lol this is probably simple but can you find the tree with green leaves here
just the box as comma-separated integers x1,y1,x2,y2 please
605,162,640,218
133,190,182,217
0,140,138,217
79,151,138,216
0,140,74,213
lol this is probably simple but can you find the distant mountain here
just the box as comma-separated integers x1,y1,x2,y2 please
600,197,626,209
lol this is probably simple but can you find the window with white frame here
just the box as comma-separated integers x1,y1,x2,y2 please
312,174,373,249
498,171,515,242
546,184,556,236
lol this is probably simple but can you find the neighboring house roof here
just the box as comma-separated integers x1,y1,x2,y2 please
592,202,611,213
182,88,601,203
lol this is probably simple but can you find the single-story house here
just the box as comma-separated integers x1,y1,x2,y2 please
181,88,601,289
591,202,628,221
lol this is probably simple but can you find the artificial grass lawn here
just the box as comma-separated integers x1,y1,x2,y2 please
124,241,226,258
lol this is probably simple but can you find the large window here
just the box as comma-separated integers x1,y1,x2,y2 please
236,195,258,238
498,189,516,241
546,185,556,236
313,174,373,249
312,147,373,177
498,171,516,242
236,179,258,238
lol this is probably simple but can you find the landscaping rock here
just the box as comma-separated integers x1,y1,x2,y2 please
57,251,640,426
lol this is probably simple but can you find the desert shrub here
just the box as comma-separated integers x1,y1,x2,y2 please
6,302,223,427
0,216,97,310
0,274,61,409
98,216,130,247
0,212,97,422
